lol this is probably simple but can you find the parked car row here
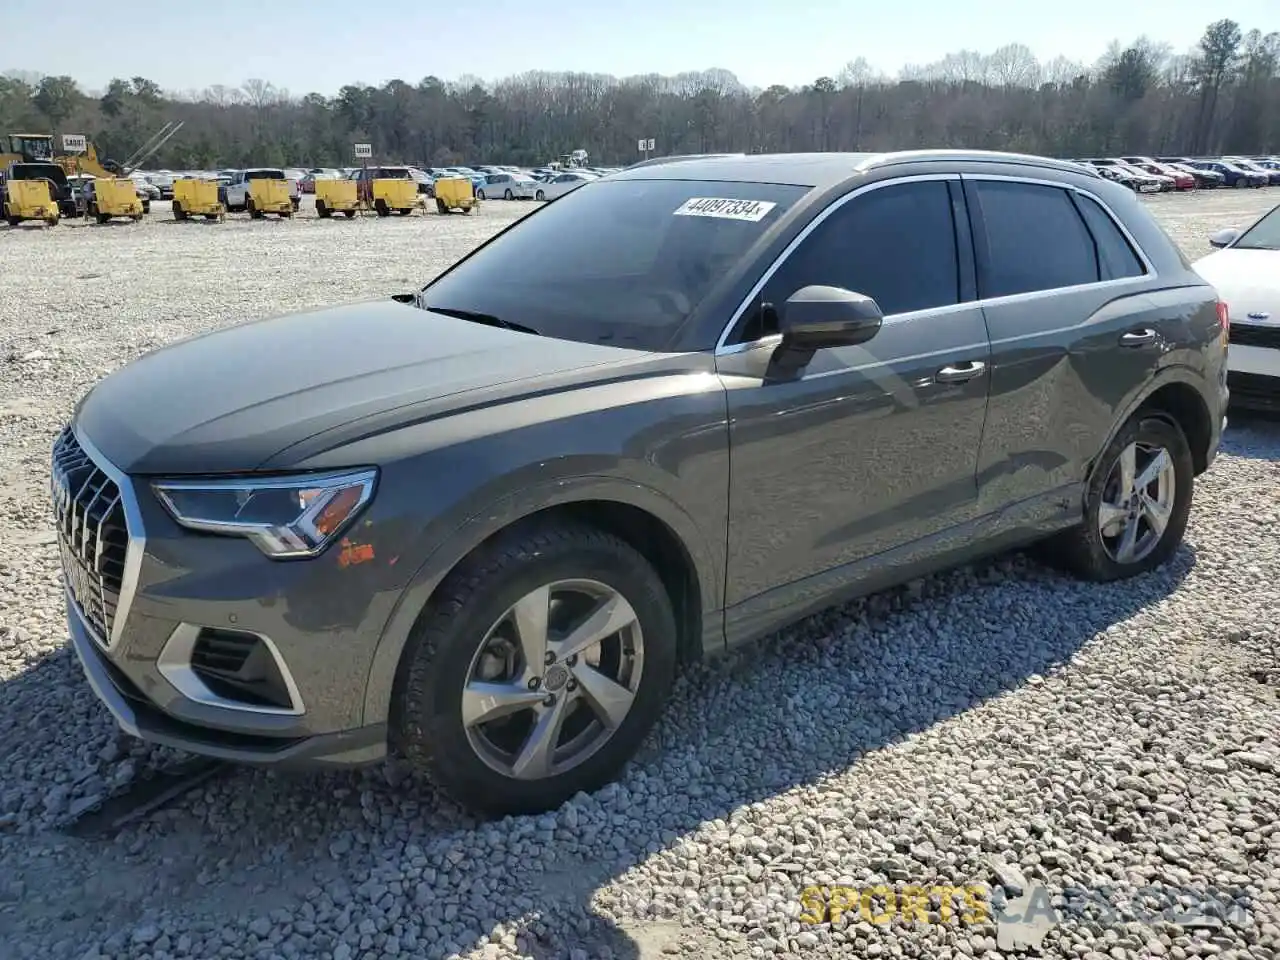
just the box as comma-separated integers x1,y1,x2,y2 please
1070,155,1280,192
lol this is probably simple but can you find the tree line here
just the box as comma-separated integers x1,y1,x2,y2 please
1,19,1276,171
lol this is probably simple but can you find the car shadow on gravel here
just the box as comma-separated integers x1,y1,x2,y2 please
0,539,1201,960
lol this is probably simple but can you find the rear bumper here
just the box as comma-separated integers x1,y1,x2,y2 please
68,594,387,768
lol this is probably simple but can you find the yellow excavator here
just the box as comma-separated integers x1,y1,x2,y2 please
1,124,185,179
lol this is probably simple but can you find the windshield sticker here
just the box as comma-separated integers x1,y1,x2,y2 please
673,197,778,222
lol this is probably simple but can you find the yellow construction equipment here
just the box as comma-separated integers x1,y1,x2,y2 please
245,178,293,218
4,178,60,226
370,178,421,216
315,179,359,218
172,179,226,222
433,176,478,214
1,134,120,179
88,178,144,223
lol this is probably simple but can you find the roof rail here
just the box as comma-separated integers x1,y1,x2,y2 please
863,149,1096,176
625,152,746,170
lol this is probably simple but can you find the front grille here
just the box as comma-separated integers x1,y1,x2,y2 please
51,428,130,644
1229,323,1280,351
1228,371,1280,412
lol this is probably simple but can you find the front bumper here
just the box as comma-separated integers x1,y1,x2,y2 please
68,596,385,766
56,426,394,768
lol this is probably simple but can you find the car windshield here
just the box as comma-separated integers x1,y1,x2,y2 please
422,178,809,351
1234,205,1280,251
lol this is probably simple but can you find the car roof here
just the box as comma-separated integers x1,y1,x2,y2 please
612,149,1096,187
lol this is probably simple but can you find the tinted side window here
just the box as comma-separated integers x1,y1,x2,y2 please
971,180,1097,297
1073,194,1145,280
761,179,960,321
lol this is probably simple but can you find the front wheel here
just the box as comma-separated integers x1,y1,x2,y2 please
535,189,545,201
436,199,449,214
392,523,677,816
477,189,487,200
316,199,330,218
1050,414,1193,582
504,189,513,200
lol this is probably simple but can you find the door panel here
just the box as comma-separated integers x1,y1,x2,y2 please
719,307,991,607
962,176,1164,511
716,176,991,609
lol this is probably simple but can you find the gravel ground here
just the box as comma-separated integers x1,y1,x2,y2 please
1,190,1278,960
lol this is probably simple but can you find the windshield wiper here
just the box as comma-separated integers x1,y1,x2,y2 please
423,305,539,336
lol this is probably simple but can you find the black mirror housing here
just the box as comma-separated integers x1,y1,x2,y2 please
779,285,884,350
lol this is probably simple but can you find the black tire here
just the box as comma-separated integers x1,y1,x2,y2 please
436,198,449,215
375,199,390,217
392,522,678,816
504,189,513,200
96,210,110,224
343,210,355,218
1050,414,1193,582
535,189,546,201
6,216,20,227
317,200,330,218
173,201,187,221
248,199,263,219
397,208,411,216
477,189,487,200
204,214,218,221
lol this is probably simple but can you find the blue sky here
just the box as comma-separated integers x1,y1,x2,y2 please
4,0,1277,94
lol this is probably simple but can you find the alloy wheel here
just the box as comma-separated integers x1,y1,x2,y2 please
462,579,644,780
1097,441,1175,565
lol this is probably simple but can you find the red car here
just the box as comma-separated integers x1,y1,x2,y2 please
1123,157,1197,191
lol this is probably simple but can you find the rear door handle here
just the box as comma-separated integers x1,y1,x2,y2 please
1119,328,1158,347
935,361,986,383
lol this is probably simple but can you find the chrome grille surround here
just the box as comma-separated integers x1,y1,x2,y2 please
51,426,145,649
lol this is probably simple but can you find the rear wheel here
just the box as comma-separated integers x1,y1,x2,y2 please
1050,415,1193,582
535,189,546,201
392,523,677,816
375,199,390,217
247,199,263,219
436,199,449,214
317,200,331,218
504,189,514,200
343,210,355,218
173,201,187,221
477,189,487,200
5,216,20,227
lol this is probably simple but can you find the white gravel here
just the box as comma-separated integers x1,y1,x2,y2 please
1,191,1278,960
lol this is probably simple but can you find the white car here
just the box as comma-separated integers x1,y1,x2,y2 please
1193,202,1280,411
476,172,538,200
220,168,302,212
533,171,595,201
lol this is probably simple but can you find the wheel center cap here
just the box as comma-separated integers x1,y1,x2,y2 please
544,664,570,693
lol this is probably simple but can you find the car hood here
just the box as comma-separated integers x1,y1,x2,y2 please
74,300,645,475
1193,249,1280,320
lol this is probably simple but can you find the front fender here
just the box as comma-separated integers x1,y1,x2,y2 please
358,473,725,725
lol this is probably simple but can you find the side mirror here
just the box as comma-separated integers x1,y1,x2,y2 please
766,285,883,380
779,285,884,350
1208,227,1241,249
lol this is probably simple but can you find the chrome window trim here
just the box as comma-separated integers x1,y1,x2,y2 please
69,425,146,651
713,170,1158,356
157,623,306,717
713,173,960,355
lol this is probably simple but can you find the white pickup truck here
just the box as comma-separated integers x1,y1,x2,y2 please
219,168,301,212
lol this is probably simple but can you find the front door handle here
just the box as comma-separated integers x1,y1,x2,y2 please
936,361,987,383
1119,328,1158,347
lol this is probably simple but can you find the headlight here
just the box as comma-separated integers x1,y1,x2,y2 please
152,468,377,559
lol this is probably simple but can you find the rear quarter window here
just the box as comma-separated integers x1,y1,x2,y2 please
1072,194,1147,280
